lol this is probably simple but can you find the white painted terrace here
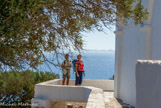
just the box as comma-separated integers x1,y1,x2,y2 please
31,79,123,108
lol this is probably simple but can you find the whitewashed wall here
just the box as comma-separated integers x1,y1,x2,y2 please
40,79,114,91
136,60,161,108
114,0,161,106
69,80,114,91
150,0,161,60
32,79,106,108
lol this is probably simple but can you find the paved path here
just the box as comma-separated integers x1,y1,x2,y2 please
104,92,122,108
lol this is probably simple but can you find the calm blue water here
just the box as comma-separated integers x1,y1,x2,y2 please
38,51,115,80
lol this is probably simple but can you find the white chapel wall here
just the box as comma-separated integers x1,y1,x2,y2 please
114,0,160,106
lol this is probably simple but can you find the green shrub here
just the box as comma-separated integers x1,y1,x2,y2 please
0,70,59,105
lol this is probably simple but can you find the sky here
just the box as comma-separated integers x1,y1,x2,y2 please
82,26,115,50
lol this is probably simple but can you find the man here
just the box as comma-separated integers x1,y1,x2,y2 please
61,54,72,85
75,54,85,86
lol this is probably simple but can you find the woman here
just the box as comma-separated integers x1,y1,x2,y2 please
75,54,85,86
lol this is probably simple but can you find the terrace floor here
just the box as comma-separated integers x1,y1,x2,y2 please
104,92,122,108
104,92,133,108
51,92,125,108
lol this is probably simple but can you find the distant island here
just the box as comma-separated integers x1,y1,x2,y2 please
83,49,115,54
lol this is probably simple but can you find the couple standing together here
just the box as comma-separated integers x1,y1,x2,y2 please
61,54,85,86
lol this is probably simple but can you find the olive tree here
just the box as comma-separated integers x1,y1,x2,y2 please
0,0,148,70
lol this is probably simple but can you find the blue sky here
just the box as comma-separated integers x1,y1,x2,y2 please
82,26,115,50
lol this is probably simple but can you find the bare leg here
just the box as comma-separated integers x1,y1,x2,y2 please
62,78,65,85
66,78,70,85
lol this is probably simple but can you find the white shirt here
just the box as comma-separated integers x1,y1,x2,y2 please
61,60,72,74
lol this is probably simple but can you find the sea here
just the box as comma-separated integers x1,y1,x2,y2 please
38,50,115,80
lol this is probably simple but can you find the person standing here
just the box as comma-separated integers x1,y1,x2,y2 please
61,54,72,85
75,54,85,86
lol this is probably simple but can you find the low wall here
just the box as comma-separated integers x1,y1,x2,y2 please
32,79,113,108
136,60,161,108
69,80,114,91
40,79,114,91
32,86,105,108
34,85,91,102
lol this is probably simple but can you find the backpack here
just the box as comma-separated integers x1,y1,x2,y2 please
72,59,84,73
72,59,79,73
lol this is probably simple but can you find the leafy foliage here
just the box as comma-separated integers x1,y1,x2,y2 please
0,70,59,105
0,0,148,70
